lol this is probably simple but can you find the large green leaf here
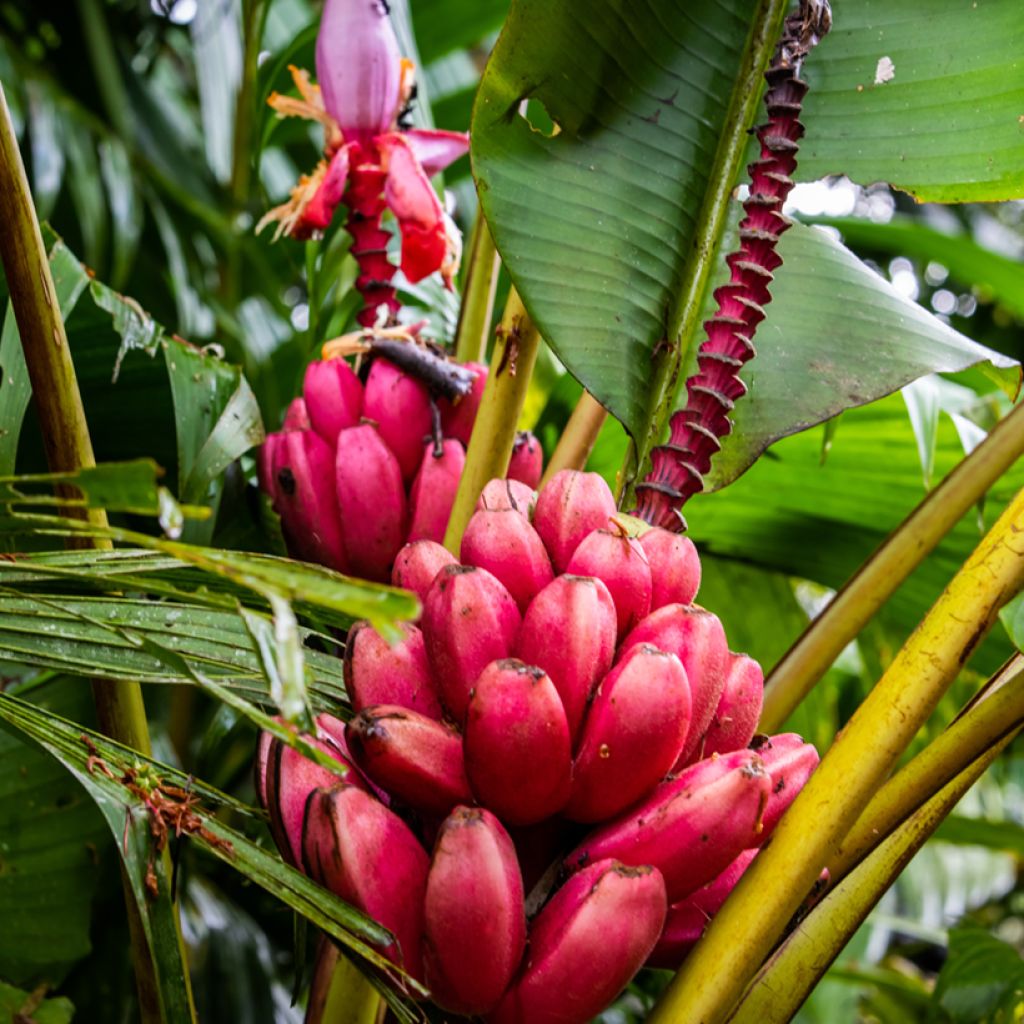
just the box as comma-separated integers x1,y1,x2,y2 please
703,220,1019,488
0,678,107,988
471,0,761,440
799,0,1024,203
930,928,1024,1023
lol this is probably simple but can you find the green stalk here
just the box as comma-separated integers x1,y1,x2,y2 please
443,288,541,553
230,0,266,211
830,654,1024,883
306,942,383,1024
726,741,1011,1024
540,390,608,488
453,211,500,363
649,483,1024,1024
76,0,132,138
0,84,191,1024
621,0,790,506
762,397,1024,731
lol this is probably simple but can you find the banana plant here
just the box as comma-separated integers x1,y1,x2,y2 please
1,0,1024,1022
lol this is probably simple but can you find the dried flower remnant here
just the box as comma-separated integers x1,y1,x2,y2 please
257,0,469,326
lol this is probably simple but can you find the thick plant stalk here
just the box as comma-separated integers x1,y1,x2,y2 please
762,398,1024,731
725,741,1011,1024
442,289,541,553
540,391,609,487
829,654,1024,883
454,212,500,363
649,482,1024,1024
305,942,383,1024
622,0,794,512
0,84,191,1024
635,2,831,530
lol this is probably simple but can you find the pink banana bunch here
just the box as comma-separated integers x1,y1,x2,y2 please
259,350,544,582
256,469,820,1022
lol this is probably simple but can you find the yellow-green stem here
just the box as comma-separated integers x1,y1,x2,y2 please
540,390,609,488
453,212,500,364
829,654,1024,883
443,289,541,553
621,0,790,507
726,740,1011,1024
0,83,189,1024
762,398,1024,731
306,942,383,1024
649,484,1024,1024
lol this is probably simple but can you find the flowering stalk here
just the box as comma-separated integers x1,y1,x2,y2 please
634,1,831,530
258,0,469,327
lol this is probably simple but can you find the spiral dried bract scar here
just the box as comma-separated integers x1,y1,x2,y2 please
635,1,832,531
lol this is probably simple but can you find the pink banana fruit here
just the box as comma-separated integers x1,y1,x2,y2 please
283,396,312,431
334,423,408,582
407,439,466,543
489,859,667,1024
303,358,363,443
565,528,653,639
343,621,442,719
439,361,487,445
565,644,692,823
258,714,363,867
647,848,759,968
463,659,572,825
476,478,537,518
266,429,349,572
751,733,820,837
564,749,772,902
460,508,554,613
422,564,522,722
514,574,617,743
532,469,617,572
697,652,764,761
620,603,729,763
362,357,433,482
639,527,702,608
423,806,526,1015
508,431,543,488
391,539,456,605
302,783,428,980
345,705,471,816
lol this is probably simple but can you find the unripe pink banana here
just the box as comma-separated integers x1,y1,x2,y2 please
565,528,653,639
647,848,759,968
476,478,537,518
620,603,729,762
334,423,408,582
698,652,764,761
440,361,487,446
422,564,521,722
303,358,363,443
266,429,349,572
639,527,702,608
464,659,572,825
283,396,312,431
514,575,617,743
461,509,554,613
407,439,465,543
532,469,617,572
564,749,772,902
345,705,472,816
751,733,820,837
489,859,667,1024
391,540,456,606
344,621,442,720
302,783,428,980
258,714,363,867
362,357,433,482
565,644,692,823
508,431,543,488
423,807,526,1015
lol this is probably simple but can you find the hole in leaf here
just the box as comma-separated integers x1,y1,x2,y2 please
518,97,561,138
